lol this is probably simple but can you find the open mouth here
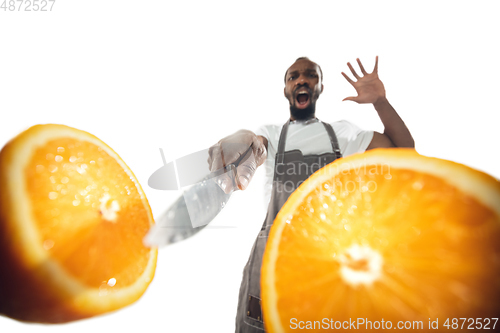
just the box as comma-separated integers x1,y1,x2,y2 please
295,90,310,109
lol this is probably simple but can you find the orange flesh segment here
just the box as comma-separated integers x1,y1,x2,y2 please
26,138,151,289
274,167,500,325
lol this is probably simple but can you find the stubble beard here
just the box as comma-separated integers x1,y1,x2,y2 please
289,101,316,121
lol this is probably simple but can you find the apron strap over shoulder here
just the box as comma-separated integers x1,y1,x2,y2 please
321,122,343,160
276,120,290,165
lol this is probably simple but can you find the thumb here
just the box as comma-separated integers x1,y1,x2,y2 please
215,173,236,194
342,96,358,102
235,151,257,190
251,135,267,167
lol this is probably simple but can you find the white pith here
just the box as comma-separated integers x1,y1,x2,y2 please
337,244,383,287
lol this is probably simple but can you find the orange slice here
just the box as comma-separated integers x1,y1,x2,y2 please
261,148,500,332
0,124,157,323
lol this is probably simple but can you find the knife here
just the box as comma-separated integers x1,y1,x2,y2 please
144,144,254,247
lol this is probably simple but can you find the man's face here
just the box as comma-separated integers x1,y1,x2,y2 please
284,59,323,112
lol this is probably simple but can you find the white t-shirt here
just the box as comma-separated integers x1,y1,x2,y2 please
255,118,374,206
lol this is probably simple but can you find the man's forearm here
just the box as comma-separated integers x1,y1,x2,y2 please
373,98,415,148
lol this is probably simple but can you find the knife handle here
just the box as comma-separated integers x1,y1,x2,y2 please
227,143,253,169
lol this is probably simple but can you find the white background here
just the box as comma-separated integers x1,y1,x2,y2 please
1,1,499,332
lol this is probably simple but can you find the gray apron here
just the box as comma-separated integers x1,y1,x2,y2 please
235,119,342,332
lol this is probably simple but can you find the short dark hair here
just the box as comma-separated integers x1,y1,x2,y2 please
284,57,323,83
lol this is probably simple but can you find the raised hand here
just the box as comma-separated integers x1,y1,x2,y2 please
342,56,386,104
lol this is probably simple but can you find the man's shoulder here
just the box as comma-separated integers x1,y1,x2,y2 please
329,119,357,128
329,119,365,136
259,123,282,130
255,124,281,139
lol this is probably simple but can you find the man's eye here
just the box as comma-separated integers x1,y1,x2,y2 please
309,74,317,78
288,76,296,81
